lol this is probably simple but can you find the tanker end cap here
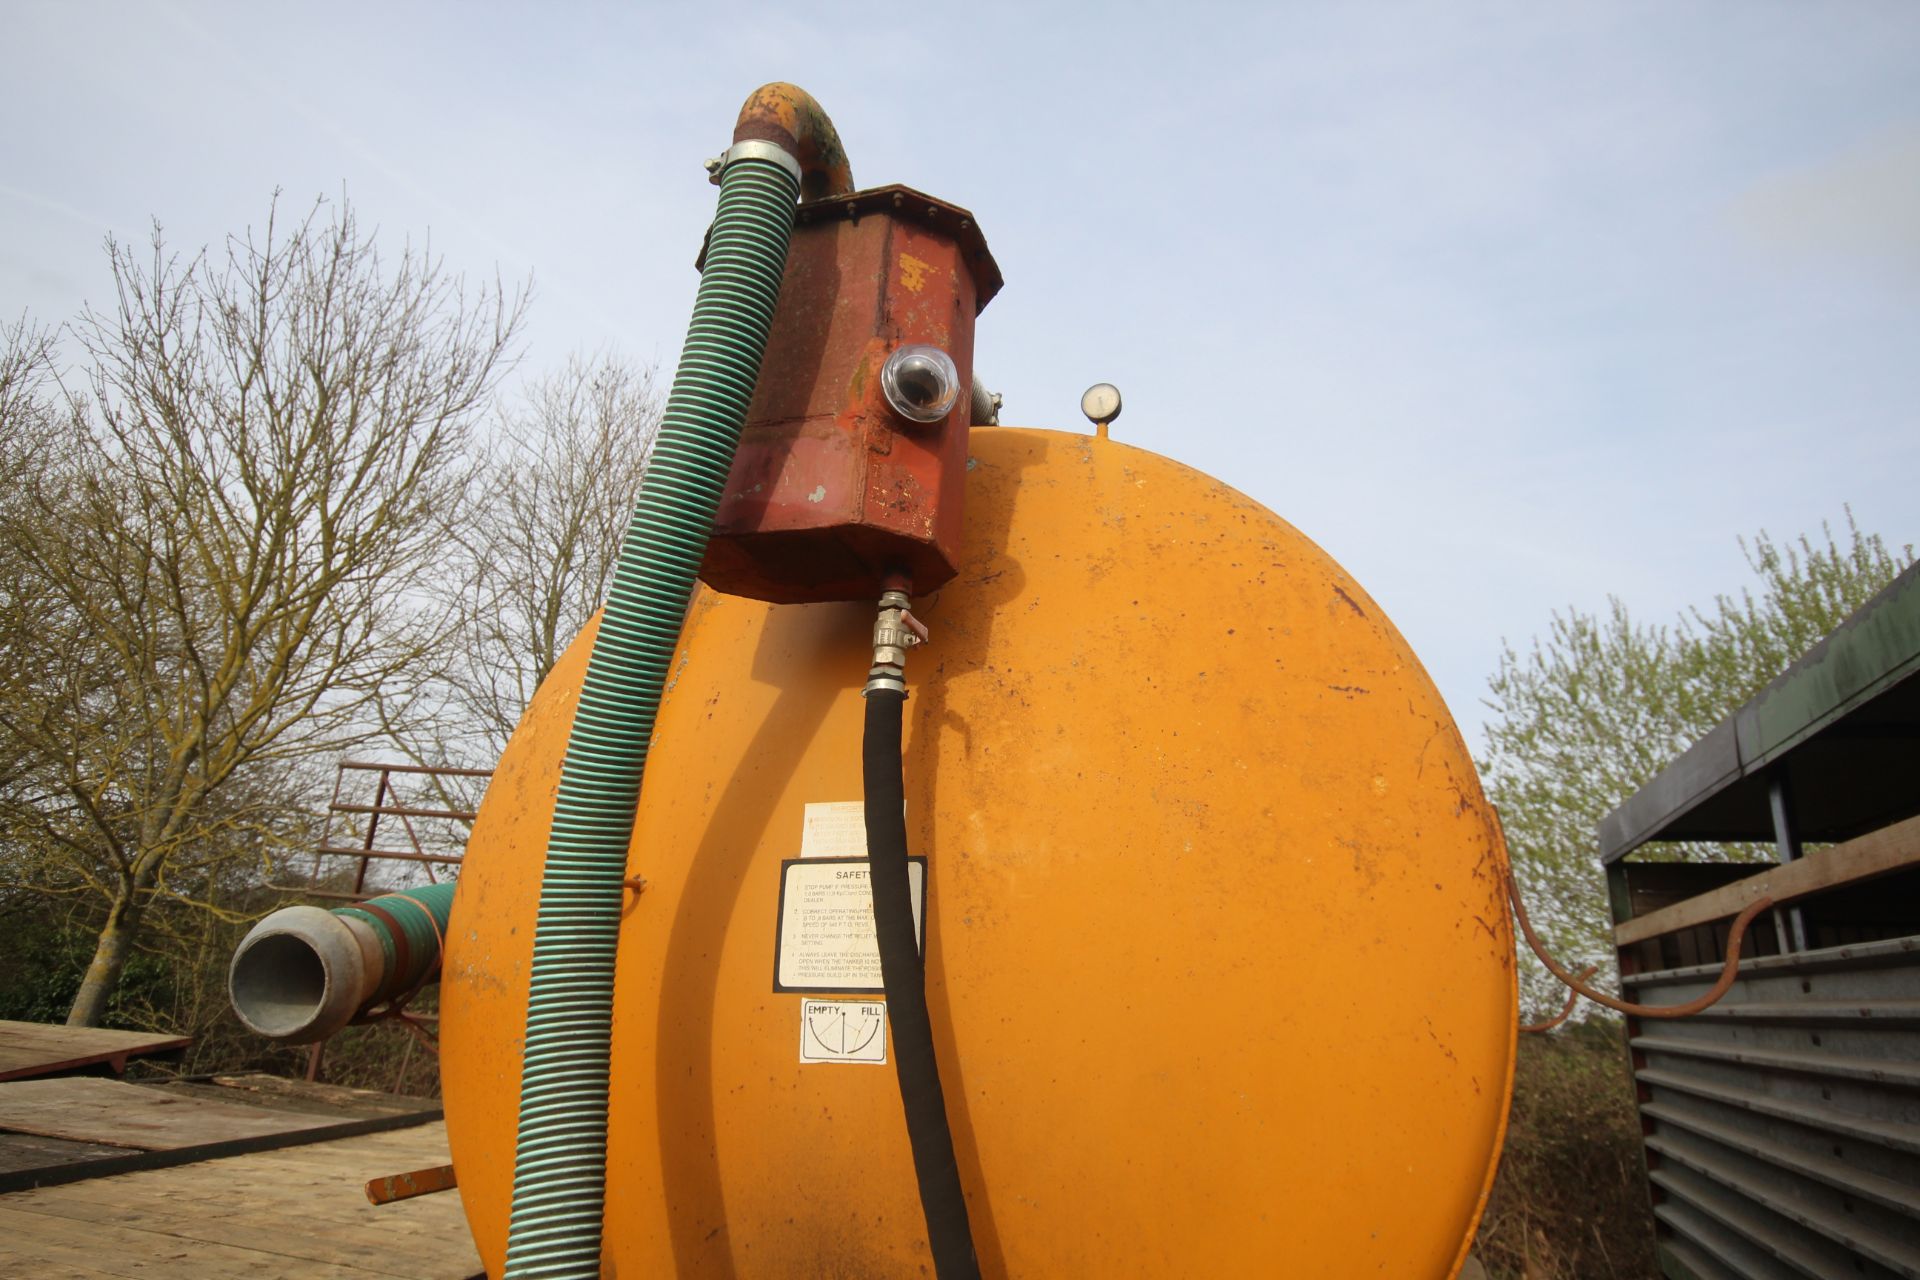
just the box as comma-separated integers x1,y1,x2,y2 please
228,905,381,1044
732,82,854,201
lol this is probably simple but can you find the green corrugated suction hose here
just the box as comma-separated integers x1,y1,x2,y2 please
502,154,802,1279
227,880,460,1044
338,882,456,1006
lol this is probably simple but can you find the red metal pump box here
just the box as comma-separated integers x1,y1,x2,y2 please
698,184,1002,604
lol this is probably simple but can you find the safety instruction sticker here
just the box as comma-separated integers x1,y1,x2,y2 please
773,857,925,993
799,999,888,1064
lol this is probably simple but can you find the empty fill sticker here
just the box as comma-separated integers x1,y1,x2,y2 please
799,999,887,1064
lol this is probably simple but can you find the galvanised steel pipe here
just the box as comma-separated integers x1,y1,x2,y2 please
500,86,842,1279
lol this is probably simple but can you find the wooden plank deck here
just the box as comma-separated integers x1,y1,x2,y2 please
0,1131,129,1175
0,1075,445,1193
0,1020,191,1082
0,1119,482,1278
0,1077,347,1150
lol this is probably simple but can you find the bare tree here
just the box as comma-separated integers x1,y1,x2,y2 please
0,321,73,900
0,198,524,1025
394,354,660,770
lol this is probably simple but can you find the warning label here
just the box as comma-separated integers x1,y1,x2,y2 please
799,999,888,1064
773,857,924,993
799,800,868,858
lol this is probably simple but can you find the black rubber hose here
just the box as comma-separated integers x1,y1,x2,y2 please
863,688,981,1280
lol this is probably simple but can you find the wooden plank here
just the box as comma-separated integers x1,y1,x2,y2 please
8,1121,460,1199
0,1104,443,1194
0,1121,481,1279
366,1161,458,1204
0,1020,191,1082
205,1072,437,1117
0,1132,127,1174
1615,813,1920,947
0,1204,378,1278
0,1259,123,1279
28,1173,430,1235
0,1078,327,1150
9,1194,462,1274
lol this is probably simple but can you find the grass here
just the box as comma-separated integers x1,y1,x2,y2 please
1472,1018,1658,1280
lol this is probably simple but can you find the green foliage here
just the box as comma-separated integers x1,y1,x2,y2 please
0,902,93,1025
0,891,221,1032
1482,513,1912,1017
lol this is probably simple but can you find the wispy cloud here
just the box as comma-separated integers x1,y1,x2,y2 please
0,182,112,232
1729,124,1920,284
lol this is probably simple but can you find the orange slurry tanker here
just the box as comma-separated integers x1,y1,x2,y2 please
231,84,1516,1279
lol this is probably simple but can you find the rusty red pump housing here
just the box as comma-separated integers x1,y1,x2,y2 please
697,184,1002,604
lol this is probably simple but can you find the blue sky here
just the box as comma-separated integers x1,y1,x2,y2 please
6,1,1917,747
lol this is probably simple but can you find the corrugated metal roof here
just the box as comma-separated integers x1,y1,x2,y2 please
1599,562,1920,864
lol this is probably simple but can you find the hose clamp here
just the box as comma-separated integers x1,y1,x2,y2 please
705,139,802,187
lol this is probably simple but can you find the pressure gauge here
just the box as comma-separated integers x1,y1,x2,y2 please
1080,382,1122,428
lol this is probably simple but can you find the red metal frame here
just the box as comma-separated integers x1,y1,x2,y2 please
270,760,492,902
270,759,491,1086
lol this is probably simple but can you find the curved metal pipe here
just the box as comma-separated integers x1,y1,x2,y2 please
1506,870,1773,1019
733,82,854,201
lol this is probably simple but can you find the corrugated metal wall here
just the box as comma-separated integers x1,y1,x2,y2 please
1622,935,1920,1279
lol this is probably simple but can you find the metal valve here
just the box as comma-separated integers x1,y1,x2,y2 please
866,589,928,695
